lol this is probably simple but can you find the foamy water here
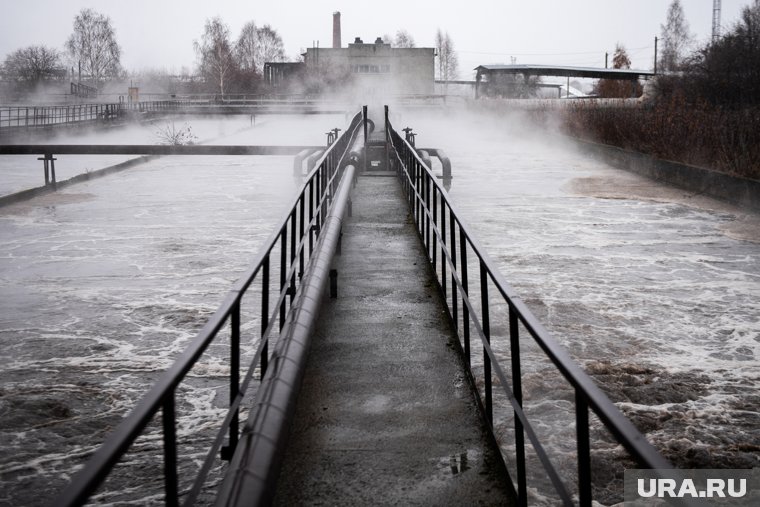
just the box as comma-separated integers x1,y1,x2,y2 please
401,108,760,505
0,114,345,506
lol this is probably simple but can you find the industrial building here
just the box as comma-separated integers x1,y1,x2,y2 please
265,12,435,98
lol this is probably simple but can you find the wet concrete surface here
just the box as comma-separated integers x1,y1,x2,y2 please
273,174,513,506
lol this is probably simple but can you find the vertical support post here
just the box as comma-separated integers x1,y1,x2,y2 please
261,255,270,378
315,168,322,238
510,305,527,506
362,105,368,173
222,299,241,460
299,192,305,278
432,186,438,273
308,179,315,255
49,155,57,189
417,161,422,232
413,160,419,226
39,156,50,186
576,393,592,507
384,105,390,170
460,227,470,366
441,200,447,303
279,228,287,330
654,36,658,75
424,171,430,257
290,210,297,302
449,207,458,329
162,395,179,507
480,260,492,425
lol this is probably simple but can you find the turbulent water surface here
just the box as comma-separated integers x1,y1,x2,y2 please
1,109,758,506
0,114,343,506
400,109,760,504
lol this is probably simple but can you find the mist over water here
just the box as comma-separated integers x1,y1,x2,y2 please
0,114,342,506
400,108,760,504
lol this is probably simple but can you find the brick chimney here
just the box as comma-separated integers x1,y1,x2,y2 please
332,11,341,49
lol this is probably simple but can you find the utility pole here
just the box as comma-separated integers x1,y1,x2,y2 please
653,36,658,75
605,52,608,69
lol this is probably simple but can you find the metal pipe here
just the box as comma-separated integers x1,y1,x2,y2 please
0,145,322,156
215,164,356,507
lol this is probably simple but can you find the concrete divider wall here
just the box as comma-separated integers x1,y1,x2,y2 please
573,138,760,212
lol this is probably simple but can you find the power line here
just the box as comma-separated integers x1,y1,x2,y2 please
458,45,653,58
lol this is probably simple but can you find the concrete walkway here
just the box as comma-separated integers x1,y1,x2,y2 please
273,173,512,505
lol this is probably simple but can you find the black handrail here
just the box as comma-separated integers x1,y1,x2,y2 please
385,105,673,506
55,110,364,507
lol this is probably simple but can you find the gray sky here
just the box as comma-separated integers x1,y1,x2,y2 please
0,0,750,79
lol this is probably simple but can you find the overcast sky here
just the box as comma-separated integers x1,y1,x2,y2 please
0,0,751,79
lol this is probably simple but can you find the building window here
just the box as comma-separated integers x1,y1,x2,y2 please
351,64,391,74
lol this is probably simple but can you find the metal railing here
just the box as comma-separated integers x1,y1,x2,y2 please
385,105,674,506
56,110,364,507
0,99,346,131
0,103,123,129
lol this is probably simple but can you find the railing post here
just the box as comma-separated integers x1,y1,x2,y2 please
315,167,322,238
309,179,315,254
290,210,297,302
460,227,470,366
222,299,241,460
449,207,458,330
480,260,493,425
261,255,270,378
441,200,447,303
363,105,368,173
162,394,179,507
425,171,431,259
418,162,423,233
279,228,287,330
299,192,305,278
432,187,438,274
576,392,592,507
384,105,390,170
510,304,527,506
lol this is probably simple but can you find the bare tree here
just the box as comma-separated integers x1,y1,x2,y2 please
595,44,641,97
393,30,416,48
3,45,62,84
612,44,632,69
254,25,286,75
435,29,459,81
155,122,198,145
194,17,236,95
236,21,258,74
660,0,693,72
65,8,121,85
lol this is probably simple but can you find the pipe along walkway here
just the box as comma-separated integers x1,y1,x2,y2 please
271,173,511,504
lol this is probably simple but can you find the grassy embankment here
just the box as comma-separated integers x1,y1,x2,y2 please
549,97,760,181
